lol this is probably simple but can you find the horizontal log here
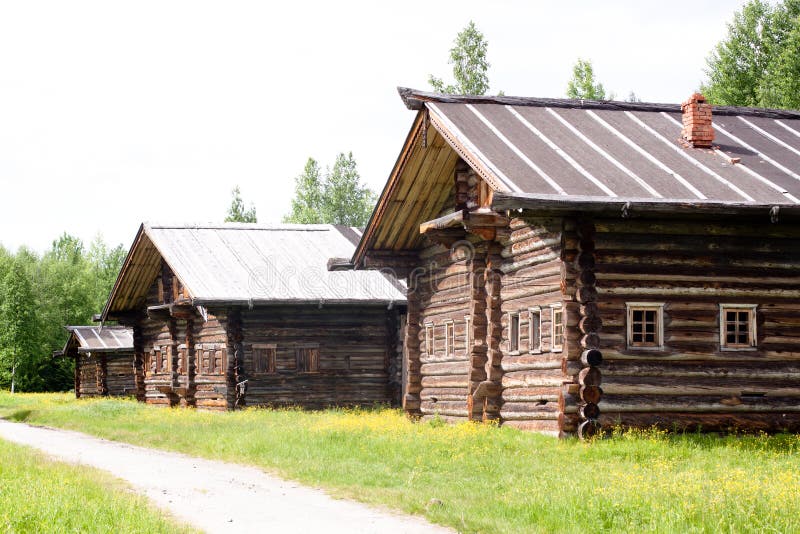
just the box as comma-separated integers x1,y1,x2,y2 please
601,394,800,412
501,387,559,402
598,411,800,432
501,419,560,434
578,367,602,386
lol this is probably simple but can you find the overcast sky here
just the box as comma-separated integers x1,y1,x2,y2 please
0,0,745,253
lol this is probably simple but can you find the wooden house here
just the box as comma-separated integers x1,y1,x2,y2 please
54,326,135,397
100,223,406,410
349,88,800,437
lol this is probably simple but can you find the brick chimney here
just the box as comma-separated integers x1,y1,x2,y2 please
681,93,714,148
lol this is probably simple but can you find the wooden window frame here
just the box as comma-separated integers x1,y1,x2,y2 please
444,320,455,358
151,346,161,374
719,304,757,351
464,315,472,354
550,304,564,353
509,312,521,353
295,345,320,374
177,344,187,374
528,306,542,354
252,343,277,374
424,323,435,356
626,302,665,350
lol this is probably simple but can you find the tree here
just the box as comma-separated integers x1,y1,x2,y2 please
283,158,324,224
0,259,38,392
225,186,257,223
283,153,376,227
429,21,491,95
703,0,800,108
566,59,607,100
321,153,376,227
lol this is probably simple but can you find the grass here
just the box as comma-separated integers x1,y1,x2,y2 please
0,436,195,534
2,393,799,533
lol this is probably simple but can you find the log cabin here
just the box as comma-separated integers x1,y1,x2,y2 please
100,223,406,410
348,88,800,437
54,325,135,397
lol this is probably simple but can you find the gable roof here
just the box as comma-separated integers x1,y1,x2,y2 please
353,88,800,265
59,326,133,355
102,223,406,320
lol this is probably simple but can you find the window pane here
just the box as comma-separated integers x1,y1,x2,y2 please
633,310,643,322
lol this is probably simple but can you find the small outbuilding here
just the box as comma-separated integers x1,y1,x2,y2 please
350,88,800,437
100,223,406,410
54,325,135,397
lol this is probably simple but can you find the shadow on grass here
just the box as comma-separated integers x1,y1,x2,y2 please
7,409,33,422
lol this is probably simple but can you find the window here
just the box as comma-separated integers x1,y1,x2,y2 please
445,321,455,358
162,345,172,374
252,344,277,374
720,304,757,350
296,345,319,373
529,307,542,353
177,345,186,374
626,303,664,349
509,312,520,352
151,346,161,373
464,315,472,354
425,323,434,356
197,344,227,375
551,304,564,352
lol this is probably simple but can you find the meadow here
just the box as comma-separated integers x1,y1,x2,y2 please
0,435,195,533
1,392,799,533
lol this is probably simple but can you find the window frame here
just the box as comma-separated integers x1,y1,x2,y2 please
550,303,564,353
295,344,320,373
528,306,542,354
626,302,665,350
424,323,435,356
719,304,757,351
252,343,277,374
464,315,472,355
509,311,521,353
444,320,455,358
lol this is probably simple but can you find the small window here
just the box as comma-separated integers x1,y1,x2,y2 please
296,346,319,373
177,345,186,374
197,344,227,375
425,323,434,356
720,304,757,350
509,312,520,352
445,321,455,358
626,303,664,349
151,347,161,373
464,315,472,354
253,344,277,374
529,307,541,353
551,304,564,352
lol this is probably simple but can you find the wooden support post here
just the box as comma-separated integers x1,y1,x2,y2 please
96,353,109,396
132,324,146,402
226,308,246,410
168,317,179,405
483,241,504,422
403,272,422,416
467,244,488,421
185,317,196,407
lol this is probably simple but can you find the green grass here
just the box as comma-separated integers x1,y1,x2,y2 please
0,435,195,534
2,393,799,533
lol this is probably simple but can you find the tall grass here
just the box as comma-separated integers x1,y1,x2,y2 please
0,435,195,533
2,392,799,533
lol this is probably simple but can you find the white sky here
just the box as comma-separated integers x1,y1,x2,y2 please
0,0,744,253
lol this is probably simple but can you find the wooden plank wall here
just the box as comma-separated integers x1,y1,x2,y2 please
240,305,400,408
591,217,800,431
105,353,136,396
498,217,568,434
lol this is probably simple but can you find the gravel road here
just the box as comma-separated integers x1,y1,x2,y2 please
0,419,454,534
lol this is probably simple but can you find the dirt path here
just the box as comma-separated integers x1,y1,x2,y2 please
0,420,454,534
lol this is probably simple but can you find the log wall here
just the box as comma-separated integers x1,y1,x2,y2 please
498,217,568,434
75,352,135,397
416,237,473,422
240,305,401,408
590,217,800,432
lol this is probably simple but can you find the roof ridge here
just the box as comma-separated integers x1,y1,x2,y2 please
144,222,332,231
397,87,800,119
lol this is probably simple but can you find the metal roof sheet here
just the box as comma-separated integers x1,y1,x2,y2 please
426,101,800,206
64,326,133,353
145,224,406,305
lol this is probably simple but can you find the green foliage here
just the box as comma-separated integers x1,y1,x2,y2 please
429,21,491,95
283,158,324,224
0,438,195,533
566,58,607,100
0,235,126,392
5,393,800,534
703,0,800,109
283,153,376,227
224,185,258,223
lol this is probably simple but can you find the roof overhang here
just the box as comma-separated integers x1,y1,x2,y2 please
493,192,800,221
